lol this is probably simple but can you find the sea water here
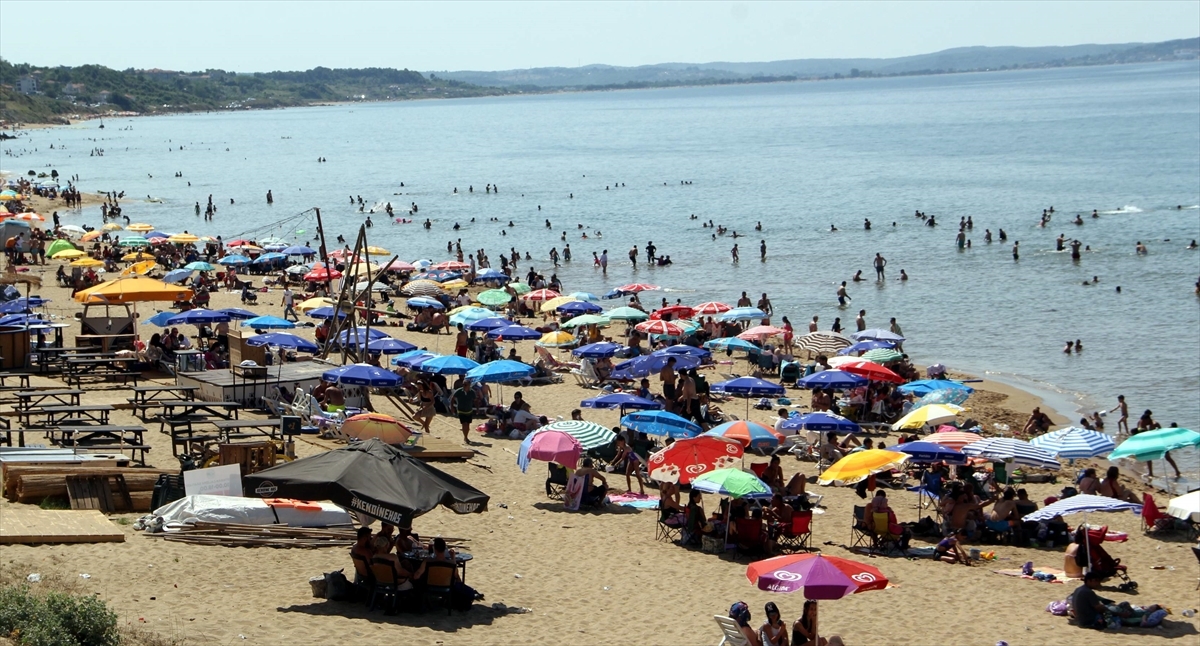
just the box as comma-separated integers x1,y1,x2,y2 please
5,61,1199,453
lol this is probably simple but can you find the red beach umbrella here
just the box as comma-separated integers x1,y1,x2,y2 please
634,319,684,336
647,436,743,484
650,305,695,320
838,359,905,384
693,301,732,315
618,283,660,293
523,289,561,302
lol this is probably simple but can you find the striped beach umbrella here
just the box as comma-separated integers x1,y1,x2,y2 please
401,279,443,297
477,289,512,306
693,301,731,315
634,319,684,336
922,431,983,450
537,420,615,450
961,437,1061,469
1029,427,1116,459
861,348,904,364
794,331,852,354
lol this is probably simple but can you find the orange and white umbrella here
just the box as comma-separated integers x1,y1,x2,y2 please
737,325,785,340
433,260,469,271
341,413,412,445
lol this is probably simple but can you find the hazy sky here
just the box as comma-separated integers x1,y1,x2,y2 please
2,1,1196,72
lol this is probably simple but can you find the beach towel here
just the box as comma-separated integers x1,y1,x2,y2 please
608,492,659,509
994,566,1068,583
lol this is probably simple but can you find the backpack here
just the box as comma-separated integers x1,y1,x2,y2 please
323,569,352,601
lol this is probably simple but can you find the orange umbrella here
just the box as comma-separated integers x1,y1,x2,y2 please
73,275,193,304
341,413,412,445
81,230,102,242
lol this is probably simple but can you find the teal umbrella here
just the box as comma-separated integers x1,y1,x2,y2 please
537,420,615,450
478,289,512,306
604,306,649,321
184,261,216,272
1108,427,1199,461
691,468,773,499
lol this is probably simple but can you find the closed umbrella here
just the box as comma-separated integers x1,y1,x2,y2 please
647,436,743,484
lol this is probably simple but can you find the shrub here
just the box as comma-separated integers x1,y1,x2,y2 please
0,584,119,646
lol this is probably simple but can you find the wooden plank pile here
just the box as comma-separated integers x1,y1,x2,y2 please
146,521,357,548
3,466,172,511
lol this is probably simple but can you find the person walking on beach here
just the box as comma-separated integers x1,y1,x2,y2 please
809,316,819,333
282,287,297,322
629,245,638,267
450,378,476,444
1108,395,1129,434
731,244,739,263
873,253,887,280
837,281,850,307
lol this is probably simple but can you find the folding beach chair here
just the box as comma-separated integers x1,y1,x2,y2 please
777,510,813,553
850,505,873,549
656,507,684,543
535,345,579,372
545,462,569,499
1141,492,1183,534
872,512,902,554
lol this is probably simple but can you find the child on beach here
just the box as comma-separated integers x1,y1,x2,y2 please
1108,395,1128,433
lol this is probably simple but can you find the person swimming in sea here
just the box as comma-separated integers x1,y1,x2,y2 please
830,224,838,232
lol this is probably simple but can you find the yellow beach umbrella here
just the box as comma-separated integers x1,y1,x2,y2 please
298,296,334,313
121,251,156,262
891,404,967,431
102,223,123,231
345,261,381,276
71,257,105,267
81,231,103,242
167,233,200,244
126,223,154,232
539,295,578,313
364,246,391,256
538,331,577,347
74,275,193,304
120,260,157,277
818,449,910,486
439,279,469,292
51,249,86,259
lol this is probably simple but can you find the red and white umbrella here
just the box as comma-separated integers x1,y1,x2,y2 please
923,431,983,450
693,301,732,315
747,553,889,599
647,436,743,484
304,267,343,281
383,259,416,272
225,239,252,247
650,305,694,320
634,319,685,336
523,289,561,302
837,359,905,384
737,325,785,340
618,283,659,293
432,260,469,271
7,212,44,222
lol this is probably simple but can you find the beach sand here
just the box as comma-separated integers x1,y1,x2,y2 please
1,265,1197,646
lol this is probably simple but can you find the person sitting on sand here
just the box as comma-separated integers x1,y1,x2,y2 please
574,458,608,506
934,529,971,565
986,487,1018,537
1098,466,1138,503
761,602,789,646
1077,468,1100,495
683,489,706,545
1022,407,1052,435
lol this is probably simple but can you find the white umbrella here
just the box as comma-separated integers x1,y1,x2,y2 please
1166,490,1200,523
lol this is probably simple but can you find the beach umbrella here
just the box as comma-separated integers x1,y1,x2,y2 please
693,301,731,315
100,223,123,231
658,344,711,360
70,258,105,268
719,307,766,322
125,223,154,232
861,348,904,364
167,233,200,244
449,306,495,327
258,237,287,246
746,553,889,599
183,261,216,272
634,319,684,337
431,260,468,270
819,449,910,485
120,261,157,277
322,363,401,388
836,339,897,356
1030,427,1116,459
58,224,87,236
304,267,342,281
778,412,861,435
80,230,102,242
286,263,314,275
419,355,481,375
611,353,702,380
143,311,177,327
622,410,700,439
851,329,905,343
74,276,192,304
560,314,609,329
0,297,49,314
891,404,966,430
573,342,624,358
569,292,600,302
241,315,296,330
913,388,971,408
487,324,541,340
896,441,967,465
704,420,784,451
616,283,659,293
166,308,230,326
297,296,334,313
922,431,983,450
691,468,773,499
401,279,443,297
537,420,615,450
523,289,561,302
537,331,577,347
704,336,759,353
383,259,416,273
283,245,316,256
604,306,649,321
253,252,287,264
517,430,583,472
1166,491,1200,523
737,325,785,341
218,254,252,266
648,436,743,484
438,279,469,293
217,308,258,320
392,350,437,369
224,239,252,247
244,439,487,525
246,332,319,352
51,249,87,259
557,300,603,315
539,295,578,313
712,376,786,397
650,305,694,320
507,282,531,295
1107,427,1200,461
581,392,662,411
465,360,536,383
337,326,390,346
794,331,853,354
365,338,418,355
413,269,459,282
961,437,1061,469
474,268,509,282
341,413,412,445
896,379,974,397
797,369,868,390
477,289,512,306
161,269,191,284
464,317,512,332
837,359,904,384
117,238,150,248
307,306,349,320
1021,494,1142,524
406,296,445,309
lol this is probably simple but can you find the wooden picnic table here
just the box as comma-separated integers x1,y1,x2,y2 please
53,425,149,465
19,404,114,428
13,389,84,411
157,403,240,456
127,386,199,420
30,346,89,373
62,358,141,388
213,419,282,442
161,401,242,421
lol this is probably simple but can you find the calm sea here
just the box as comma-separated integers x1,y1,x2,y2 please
5,62,1200,443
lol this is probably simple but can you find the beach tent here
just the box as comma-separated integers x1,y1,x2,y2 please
243,439,488,526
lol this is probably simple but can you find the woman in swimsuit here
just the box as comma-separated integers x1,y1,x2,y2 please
792,600,826,646
610,435,645,495
415,381,435,434
761,602,789,646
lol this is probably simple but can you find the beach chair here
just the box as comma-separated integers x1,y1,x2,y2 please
422,561,457,615
1141,492,1181,534
535,345,579,372
777,511,813,553
368,558,412,613
350,552,374,594
872,512,902,554
713,614,753,646
656,507,685,543
571,359,602,388
850,505,873,549
748,462,768,478
545,463,569,499
734,517,765,558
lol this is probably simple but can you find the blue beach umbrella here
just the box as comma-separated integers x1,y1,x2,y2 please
558,300,603,315
611,353,701,380
836,339,897,356
718,307,766,322
253,252,287,263
473,268,509,283
241,315,296,330
797,370,868,390
283,245,316,256
658,345,712,360
413,270,461,282
218,255,252,266
391,350,437,369
895,379,974,397
778,411,861,434
322,363,401,388
0,297,51,314
143,231,168,239
217,307,259,320
487,324,541,340
365,338,418,355
144,311,177,327
337,327,390,345
166,308,230,326
183,261,216,272
162,269,192,284
896,440,967,465
308,306,349,320
913,389,972,408
465,317,513,332
704,337,759,353
851,328,906,343
711,376,786,397
620,410,701,439
245,332,319,352
581,392,662,411
572,342,624,358
570,292,599,302
419,355,481,375
406,297,445,309
465,360,536,383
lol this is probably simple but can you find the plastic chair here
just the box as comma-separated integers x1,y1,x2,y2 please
714,614,752,646
422,561,457,615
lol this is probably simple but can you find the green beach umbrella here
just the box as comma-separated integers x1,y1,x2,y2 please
560,314,609,329
1108,427,1199,461
861,348,903,364
538,420,615,450
604,306,650,321
478,289,512,307
690,468,773,499
46,239,77,257
508,282,532,295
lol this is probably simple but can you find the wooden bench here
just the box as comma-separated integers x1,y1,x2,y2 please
213,419,282,442
19,405,114,428
126,386,199,420
13,389,84,411
63,367,141,389
0,373,33,389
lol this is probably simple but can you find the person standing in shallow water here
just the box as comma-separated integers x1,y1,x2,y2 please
836,281,850,306
1012,241,1019,261
873,253,886,280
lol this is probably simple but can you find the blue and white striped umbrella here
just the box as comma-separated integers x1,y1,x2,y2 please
718,307,766,322
1021,494,1142,523
1029,427,1116,459
960,437,1061,470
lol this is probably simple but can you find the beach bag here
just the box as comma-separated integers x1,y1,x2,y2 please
323,569,352,601
1046,600,1070,616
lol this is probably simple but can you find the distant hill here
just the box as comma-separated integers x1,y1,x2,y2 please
434,38,1200,88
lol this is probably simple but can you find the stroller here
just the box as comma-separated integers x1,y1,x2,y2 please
1075,525,1137,591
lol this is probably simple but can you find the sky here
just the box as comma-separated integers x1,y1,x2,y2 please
1,1,1197,73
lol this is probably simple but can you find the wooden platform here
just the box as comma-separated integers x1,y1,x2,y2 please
0,508,125,544
176,363,332,406
301,435,473,461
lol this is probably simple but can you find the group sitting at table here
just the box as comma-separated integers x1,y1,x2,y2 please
350,524,484,614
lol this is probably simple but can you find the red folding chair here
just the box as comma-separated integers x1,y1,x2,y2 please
777,511,813,553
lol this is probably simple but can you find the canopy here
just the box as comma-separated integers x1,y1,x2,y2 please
74,276,193,304
837,339,897,355
621,410,700,439
1021,494,1142,523
166,308,230,326
464,317,513,332
517,429,582,472
487,324,541,340
691,468,773,499
819,449,910,485
536,420,615,450
1108,427,1200,461
243,439,488,526
704,337,760,353
419,355,481,375
558,300,603,315
960,437,1061,469
747,554,889,599
217,308,259,320
1029,427,1115,459
365,338,418,355
612,353,701,380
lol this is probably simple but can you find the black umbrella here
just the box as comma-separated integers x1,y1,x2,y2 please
243,438,488,526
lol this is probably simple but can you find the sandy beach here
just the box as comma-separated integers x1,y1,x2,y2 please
0,249,1197,646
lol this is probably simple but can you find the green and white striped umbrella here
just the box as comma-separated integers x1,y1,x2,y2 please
538,420,615,450
861,348,903,364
